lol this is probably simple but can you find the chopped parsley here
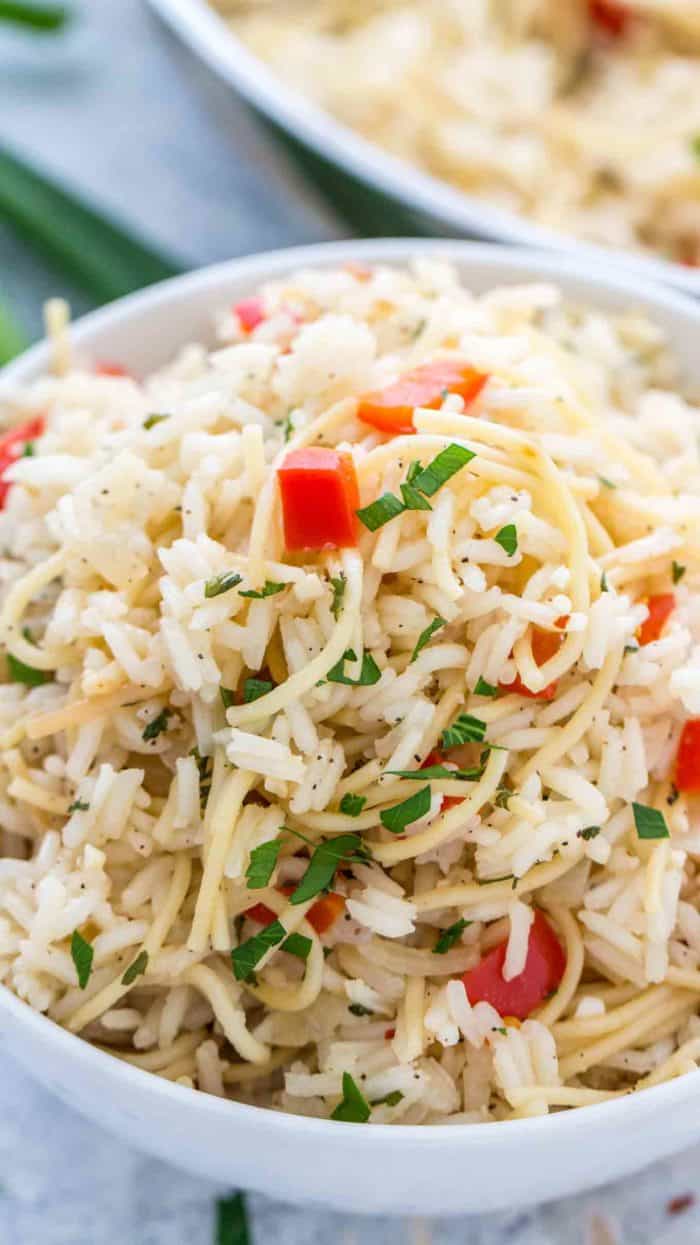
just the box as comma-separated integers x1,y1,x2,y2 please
339,793,366,817
433,918,470,955
672,561,686,585
67,799,90,814
410,443,475,497
245,839,281,889
6,653,48,687
494,524,518,557
410,616,446,662
122,950,149,986
598,475,616,490
474,677,498,698
330,574,346,620
348,1002,373,1017
371,1090,403,1108
578,826,600,841
633,802,670,841
22,441,35,457
282,932,312,961
275,413,294,443
204,571,243,599
220,687,235,710
380,785,431,834
690,134,700,162
216,1192,250,1245
70,930,93,990
290,834,369,905
388,764,482,781
239,580,285,600
142,707,171,742
441,712,486,748
326,649,381,687
494,785,513,810
331,1071,371,1123
600,570,609,593
356,491,405,532
143,412,170,431
243,677,274,704
231,919,286,982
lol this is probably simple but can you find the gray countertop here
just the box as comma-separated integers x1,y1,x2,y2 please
1,2,700,1242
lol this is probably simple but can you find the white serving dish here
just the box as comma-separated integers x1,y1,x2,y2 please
1,240,700,1217
148,0,700,298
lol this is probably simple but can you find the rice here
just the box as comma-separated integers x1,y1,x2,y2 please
221,0,700,266
0,255,699,1125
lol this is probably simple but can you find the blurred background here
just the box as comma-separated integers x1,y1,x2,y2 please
2,1,700,1242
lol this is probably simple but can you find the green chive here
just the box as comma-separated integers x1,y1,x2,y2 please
330,574,346,620
216,1193,250,1245
339,793,366,817
231,919,286,982
243,677,274,704
380,785,431,834
331,1071,371,1123
245,839,281,890
410,444,475,497
239,581,285,600
122,950,148,986
142,707,171,742
441,712,486,748
410,616,446,663
290,834,368,905
672,561,686,585
7,653,48,686
494,524,518,557
433,918,470,955
400,482,432,511
70,930,93,990
0,2,69,31
356,492,405,532
0,292,27,365
474,677,498,698
282,932,312,961
632,802,670,841
143,412,169,431
204,571,243,599
326,649,381,687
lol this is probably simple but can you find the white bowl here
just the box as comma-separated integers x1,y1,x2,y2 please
2,241,700,1217
148,0,700,298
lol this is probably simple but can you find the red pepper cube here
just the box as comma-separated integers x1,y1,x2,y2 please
462,910,565,1021
278,447,360,551
0,415,46,510
234,296,266,334
676,721,700,794
357,359,488,436
638,593,675,647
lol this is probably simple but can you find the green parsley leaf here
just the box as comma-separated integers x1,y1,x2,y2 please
143,412,169,430
231,919,286,981
410,616,446,663
578,826,601,841
67,799,89,814
290,834,368,905
122,950,149,986
624,642,639,655
474,677,498,698
339,793,366,817
380,785,431,834
70,930,93,990
400,482,432,511
494,524,518,557
239,581,285,600
388,765,482,780
348,1002,373,1017
433,918,471,954
598,475,616,490
216,1192,250,1245
356,492,405,532
142,708,171,742
22,441,34,457
204,571,243,599
410,444,475,497
245,839,281,890
243,677,274,704
326,649,382,687
331,1071,371,1123
330,574,346,620
633,802,670,841
441,712,486,749
220,687,235,710
275,413,294,443
7,653,48,686
371,1090,403,1108
282,932,312,961
672,561,686,585
494,1026,508,1036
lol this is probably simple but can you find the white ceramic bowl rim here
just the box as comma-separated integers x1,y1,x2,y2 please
3,237,700,1151
148,0,700,296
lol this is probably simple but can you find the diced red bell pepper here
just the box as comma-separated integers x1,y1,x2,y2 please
278,447,359,551
234,296,266,334
676,721,700,794
589,0,630,36
638,593,675,647
357,360,488,436
246,890,346,936
95,361,130,377
499,628,562,701
0,416,45,509
462,910,565,1021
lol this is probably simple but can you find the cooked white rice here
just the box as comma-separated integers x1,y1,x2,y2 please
221,0,700,266
0,256,699,1126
